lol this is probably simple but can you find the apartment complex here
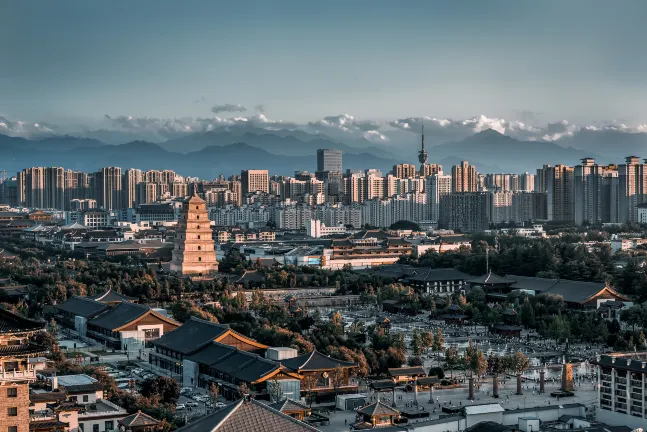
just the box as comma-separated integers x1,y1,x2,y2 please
597,352,647,429
241,169,270,195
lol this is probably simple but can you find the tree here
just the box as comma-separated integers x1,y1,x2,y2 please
301,374,318,407
420,331,434,357
509,351,530,395
433,328,445,366
330,365,346,409
267,379,284,402
411,329,422,357
237,382,251,399
208,383,220,405
520,298,535,328
140,376,180,405
443,346,459,378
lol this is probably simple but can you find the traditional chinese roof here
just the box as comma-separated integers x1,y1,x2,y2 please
467,272,514,285
369,379,396,391
88,301,178,331
357,401,400,417
87,288,137,303
54,296,110,319
268,399,310,413
280,350,356,372
0,308,46,333
30,391,67,404
405,268,470,282
119,410,160,428
176,398,320,432
388,366,426,377
152,317,251,355
29,420,69,430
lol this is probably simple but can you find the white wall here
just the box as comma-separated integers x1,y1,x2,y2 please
597,408,647,430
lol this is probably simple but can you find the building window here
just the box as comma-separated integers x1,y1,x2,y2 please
196,206,199,209
7,407,17,417
198,246,201,251
198,235,201,239
105,420,114,430
198,257,202,261
8,427,17,432
83,395,89,402
7,388,17,398
197,225,200,229
93,425,99,432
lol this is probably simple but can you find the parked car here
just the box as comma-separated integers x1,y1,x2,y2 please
215,402,226,409
186,402,199,407
176,404,186,410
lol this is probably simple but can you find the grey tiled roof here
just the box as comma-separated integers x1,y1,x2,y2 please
0,308,46,333
280,350,356,372
88,289,136,303
388,366,426,377
357,401,400,417
54,296,110,319
153,317,230,355
88,301,149,330
119,411,160,427
405,268,470,282
268,399,309,413
176,398,320,432
467,273,513,285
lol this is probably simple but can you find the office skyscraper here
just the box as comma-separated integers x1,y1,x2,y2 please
316,149,343,173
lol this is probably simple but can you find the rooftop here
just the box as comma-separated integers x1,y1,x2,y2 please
152,317,230,355
176,397,320,432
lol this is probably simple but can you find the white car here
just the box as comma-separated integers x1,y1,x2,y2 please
186,402,199,407
215,402,226,409
176,404,186,410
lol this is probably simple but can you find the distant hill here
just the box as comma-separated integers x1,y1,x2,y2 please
159,130,398,158
429,129,596,173
556,129,647,161
0,134,405,178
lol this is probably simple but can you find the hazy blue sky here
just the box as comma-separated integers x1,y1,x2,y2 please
2,0,647,124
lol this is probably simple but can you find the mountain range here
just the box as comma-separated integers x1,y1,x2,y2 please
0,127,641,178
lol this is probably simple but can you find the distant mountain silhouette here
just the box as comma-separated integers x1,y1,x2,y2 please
158,130,397,158
0,134,405,178
556,129,647,161
428,129,597,172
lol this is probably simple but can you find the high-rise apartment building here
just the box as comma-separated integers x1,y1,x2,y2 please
420,164,443,177
451,161,477,193
170,193,218,276
392,164,418,179
94,166,123,210
317,149,343,173
574,158,604,226
123,168,143,209
601,167,619,223
241,170,270,196
425,173,451,222
536,164,575,223
439,192,491,233
619,156,647,223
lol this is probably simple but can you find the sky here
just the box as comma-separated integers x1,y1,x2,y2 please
2,0,647,127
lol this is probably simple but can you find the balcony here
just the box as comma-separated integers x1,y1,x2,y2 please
0,368,36,381
617,377,628,385
632,380,642,387
601,373,611,381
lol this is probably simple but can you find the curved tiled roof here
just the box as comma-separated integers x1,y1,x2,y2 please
357,401,400,417
88,301,151,330
152,317,229,355
176,398,320,432
119,411,160,427
0,308,46,333
55,296,110,319
281,350,356,372
88,288,136,303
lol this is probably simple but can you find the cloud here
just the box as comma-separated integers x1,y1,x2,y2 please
254,104,265,114
211,103,247,114
0,116,56,138
307,113,386,142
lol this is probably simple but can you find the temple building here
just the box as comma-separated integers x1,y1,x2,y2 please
467,273,628,309
170,193,219,276
150,318,357,402
0,308,47,432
